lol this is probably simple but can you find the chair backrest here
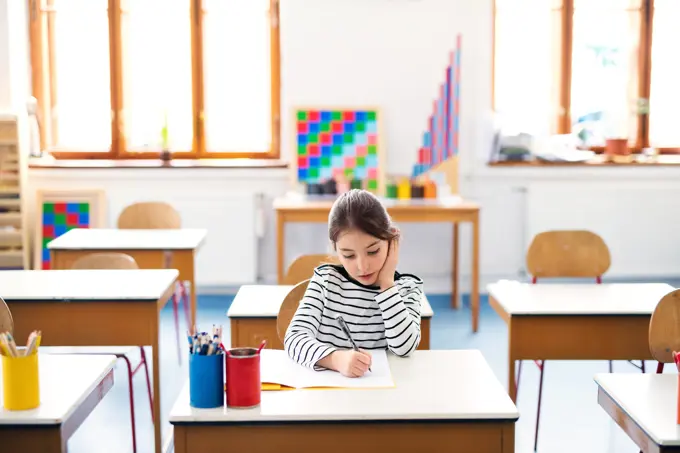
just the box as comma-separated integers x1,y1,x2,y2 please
277,279,310,343
649,288,680,364
526,230,611,279
71,253,139,270
0,297,13,334
283,254,339,285
117,202,181,229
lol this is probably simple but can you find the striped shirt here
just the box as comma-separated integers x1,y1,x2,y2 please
284,264,424,370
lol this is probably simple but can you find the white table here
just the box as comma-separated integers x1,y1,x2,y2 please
487,280,674,401
47,228,207,327
596,373,680,452
170,350,518,453
0,354,116,453
227,285,435,349
1,269,178,453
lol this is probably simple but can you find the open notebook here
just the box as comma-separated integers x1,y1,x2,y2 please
260,349,395,390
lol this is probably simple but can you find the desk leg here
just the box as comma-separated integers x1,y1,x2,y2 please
472,215,480,333
188,256,197,328
276,211,285,284
508,355,517,403
452,223,459,309
152,323,162,453
507,323,517,402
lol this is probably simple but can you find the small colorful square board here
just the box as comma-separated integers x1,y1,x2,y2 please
41,202,91,269
34,189,105,271
294,108,382,192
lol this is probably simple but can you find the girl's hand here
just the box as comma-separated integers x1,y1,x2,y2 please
329,349,372,377
377,229,400,291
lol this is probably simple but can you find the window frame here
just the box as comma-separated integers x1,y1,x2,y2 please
492,0,670,153
28,0,281,160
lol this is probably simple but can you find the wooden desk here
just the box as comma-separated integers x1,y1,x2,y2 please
488,280,674,402
0,354,116,453
170,350,518,453
47,228,206,327
0,269,178,453
274,196,481,331
596,373,680,453
228,285,435,349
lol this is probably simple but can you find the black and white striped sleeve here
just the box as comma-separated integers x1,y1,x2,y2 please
283,269,338,370
375,275,423,357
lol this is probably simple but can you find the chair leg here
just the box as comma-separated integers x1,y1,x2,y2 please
118,355,138,453
657,362,664,374
608,360,613,373
515,360,523,398
641,361,646,373
138,346,154,422
534,361,545,451
173,291,182,366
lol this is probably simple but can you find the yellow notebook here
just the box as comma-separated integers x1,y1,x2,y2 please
260,349,395,391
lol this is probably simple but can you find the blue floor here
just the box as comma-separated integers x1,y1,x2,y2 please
63,293,653,453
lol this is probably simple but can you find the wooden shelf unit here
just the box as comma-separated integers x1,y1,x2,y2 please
0,116,28,269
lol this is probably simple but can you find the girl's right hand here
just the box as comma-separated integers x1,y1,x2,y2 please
330,349,372,377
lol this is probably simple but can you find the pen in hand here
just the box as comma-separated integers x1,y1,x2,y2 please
336,315,371,372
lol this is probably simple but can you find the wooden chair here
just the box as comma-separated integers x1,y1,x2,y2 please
0,297,13,334
117,201,181,230
72,252,139,270
521,230,643,451
117,202,190,365
277,279,311,344
69,252,151,453
649,288,680,373
283,254,339,285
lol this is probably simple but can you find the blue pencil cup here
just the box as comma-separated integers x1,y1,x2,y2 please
189,353,224,409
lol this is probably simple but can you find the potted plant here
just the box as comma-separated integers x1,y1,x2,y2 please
603,98,649,160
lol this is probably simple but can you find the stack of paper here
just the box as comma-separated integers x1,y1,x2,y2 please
260,349,394,390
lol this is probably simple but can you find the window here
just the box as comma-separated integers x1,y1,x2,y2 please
493,0,679,152
28,0,280,159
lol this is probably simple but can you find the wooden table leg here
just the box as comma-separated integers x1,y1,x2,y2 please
188,258,197,328
277,211,285,284
452,223,459,309
508,345,517,403
472,214,480,332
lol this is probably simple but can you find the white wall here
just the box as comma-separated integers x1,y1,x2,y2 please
5,0,680,294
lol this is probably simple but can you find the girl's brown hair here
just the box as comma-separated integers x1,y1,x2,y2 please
328,189,398,246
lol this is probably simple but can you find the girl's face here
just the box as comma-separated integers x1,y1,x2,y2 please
335,228,388,286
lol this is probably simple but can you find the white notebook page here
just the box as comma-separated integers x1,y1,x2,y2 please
260,349,394,389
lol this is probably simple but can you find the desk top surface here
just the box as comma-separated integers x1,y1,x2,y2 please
47,228,207,250
487,280,674,315
169,349,518,424
0,269,178,301
273,195,480,212
227,284,434,318
0,354,116,425
595,373,680,446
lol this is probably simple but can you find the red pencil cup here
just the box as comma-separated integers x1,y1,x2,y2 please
225,347,261,409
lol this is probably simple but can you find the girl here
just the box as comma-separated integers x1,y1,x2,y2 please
284,189,424,378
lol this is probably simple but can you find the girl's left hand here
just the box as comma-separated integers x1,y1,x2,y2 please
377,229,400,291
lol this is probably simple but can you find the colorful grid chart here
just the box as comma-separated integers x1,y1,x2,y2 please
295,109,380,190
413,34,462,178
41,202,90,269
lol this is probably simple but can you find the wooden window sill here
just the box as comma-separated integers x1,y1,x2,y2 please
28,157,289,170
488,154,680,167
